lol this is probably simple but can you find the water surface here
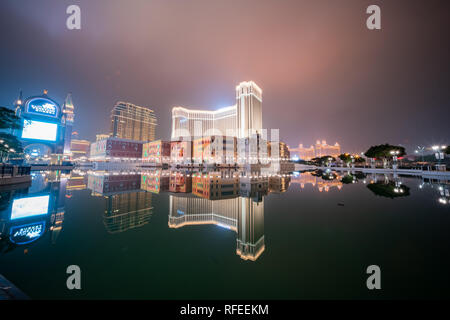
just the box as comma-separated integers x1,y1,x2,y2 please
1,169,449,299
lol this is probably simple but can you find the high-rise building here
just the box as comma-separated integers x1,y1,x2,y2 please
110,102,157,142
171,81,262,141
236,81,262,139
62,94,75,155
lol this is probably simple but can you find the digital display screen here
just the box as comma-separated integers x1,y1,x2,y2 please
21,120,58,141
11,195,50,220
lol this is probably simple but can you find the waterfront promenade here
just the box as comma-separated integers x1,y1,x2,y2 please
294,164,450,179
0,274,29,300
0,165,31,186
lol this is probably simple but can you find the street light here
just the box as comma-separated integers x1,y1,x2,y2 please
390,150,400,169
432,145,447,170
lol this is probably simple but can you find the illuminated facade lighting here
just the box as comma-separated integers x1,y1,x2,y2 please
171,81,262,140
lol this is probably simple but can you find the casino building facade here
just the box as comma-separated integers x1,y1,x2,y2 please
14,90,74,160
171,81,262,141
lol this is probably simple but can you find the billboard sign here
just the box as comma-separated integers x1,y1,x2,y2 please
9,221,46,245
26,97,59,117
21,119,58,142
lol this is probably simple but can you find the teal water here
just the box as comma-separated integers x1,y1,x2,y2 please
0,169,449,299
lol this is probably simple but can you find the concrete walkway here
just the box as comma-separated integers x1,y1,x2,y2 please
315,166,450,179
0,274,29,300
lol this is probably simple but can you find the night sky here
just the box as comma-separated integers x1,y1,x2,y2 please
1,0,449,153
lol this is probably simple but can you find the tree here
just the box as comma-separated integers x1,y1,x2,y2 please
364,144,406,168
311,156,335,166
367,182,410,198
446,146,450,155
0,106,22,130
364,144,406,159
0,106,23,162
339,153,352,166
341,174,355,184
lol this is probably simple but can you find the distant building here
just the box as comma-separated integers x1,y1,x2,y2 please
96,133,109,141
89,137,143,161
110,101,157,142
297,144,315,161
292,140,341,160
70,139,90,160
142,140,171,165
315,140,340,158
171,81,262,141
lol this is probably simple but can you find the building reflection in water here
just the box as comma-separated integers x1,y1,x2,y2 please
87,172,153,234
290,170,343,192
0,170,69,254
418,176,450,205
168,170,266,261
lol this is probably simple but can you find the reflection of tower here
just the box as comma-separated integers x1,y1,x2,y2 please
168,194,239,230
169,188,266,261
236,81,262,139
104,191,153,234
62,93,75,155
236,197,265,261
269,175,291,193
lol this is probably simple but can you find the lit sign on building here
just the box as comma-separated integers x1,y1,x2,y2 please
9,221,46,245
21,119,58,142
10,195,50,220
26,98,58,117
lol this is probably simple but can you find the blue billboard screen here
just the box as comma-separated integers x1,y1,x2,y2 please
21,119,58,142
11,195,50,220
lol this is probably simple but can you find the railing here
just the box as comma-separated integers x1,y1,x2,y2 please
0,165,31,178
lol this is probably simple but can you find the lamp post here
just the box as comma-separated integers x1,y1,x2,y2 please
390,150,400,170
432,145,447,171
415,146,425,162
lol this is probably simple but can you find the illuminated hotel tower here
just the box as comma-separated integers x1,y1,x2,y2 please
236,81,262,139
62,93,75,155
171,81,262,140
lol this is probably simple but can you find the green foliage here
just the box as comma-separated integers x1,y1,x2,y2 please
446,146,450,155
364,144,406,159
367,182,410,198
0,133,23,154
341,174,355,184
339,153,352,163
0,106,22,130
311,169,337,180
